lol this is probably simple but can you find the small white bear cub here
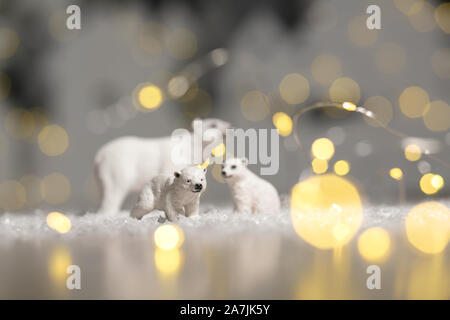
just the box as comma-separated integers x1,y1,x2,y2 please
130,166,207,221
221,158,280,214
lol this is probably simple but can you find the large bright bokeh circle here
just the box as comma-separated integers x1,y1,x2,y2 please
290,174,363,249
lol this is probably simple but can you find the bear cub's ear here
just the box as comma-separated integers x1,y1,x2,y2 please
174,171,181,178
241,158,249,167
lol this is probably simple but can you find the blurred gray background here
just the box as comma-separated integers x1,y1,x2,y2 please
0,0,449,213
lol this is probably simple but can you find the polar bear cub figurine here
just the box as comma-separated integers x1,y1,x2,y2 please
130,166,207,221
221,158,280,214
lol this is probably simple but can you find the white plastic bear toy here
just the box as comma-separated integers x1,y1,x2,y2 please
221,158,280,214
130,166,207,221
94,118,230,214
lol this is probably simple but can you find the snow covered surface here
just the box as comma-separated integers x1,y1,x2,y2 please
0,200,449,299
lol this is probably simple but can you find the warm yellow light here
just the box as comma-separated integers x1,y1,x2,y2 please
138,84,163,110
311,53,342,86
420,173,444,195
435,3,450,33
347,15,378,47
154,248,183,276
290,174,363,249
334,160,350,176
0,28,19,59
311,138,335,160
342,102,356,111
329,77,361,104
154,225,184,251
390,168,404,181
408,1,436,33
431,48,450,79
404,144,422,161
272,112,293,136
167,75,189,98
357,227,391,262
198,158,210,168
394,0,424,16
165,28,197,60
423,100,450,132
363,96,393,127
279,73,310,105
48,247,72,285
431,174,444,190
0,180,26,211
406,201,450,254
5,108,35,140
211,143,226,157
240,90,269,122
312,158,328,174
41,173,71,205
47,212,72,234
399,86,430,118
38,124,69,156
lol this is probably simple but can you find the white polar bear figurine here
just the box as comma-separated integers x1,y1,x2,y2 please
221,158,280,214
130,166,207,221
94,118,230,214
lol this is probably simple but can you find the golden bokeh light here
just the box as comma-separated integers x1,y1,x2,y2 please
404,144,422,161
357,227,391,262
431,48,450,79
406,202,450,254
347,15,378,47
363,96,393,127
212,163,225,183
394,0,425,16
279,73,310,105
312,158,328,174
311,138,335,160
272,112,293,136
183,89,212,118
240,90,270,121
399,86,430,118
333,160,350,176
137,84,163,110
291,174,363,249
41,173,71,205
431,174,444,190
154,225,184,251
167,75,190,99
423,100,450,132
0,180,26,211
435,2,450,33
211,143,226,157
0,72,11,100
390,168,404,181
38,124,69,156
329,77,361,104
311,54,342,86
375,42,406,74
5,108,35,140
154,248,183,277
48,247,72,286
0,28,19,59
165,28,197,60
420,173,444,195
342,101,357,111
408,1,436,32
47,212,72,234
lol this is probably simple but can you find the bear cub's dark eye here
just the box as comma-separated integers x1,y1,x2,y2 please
187,179,191,183
231,165,236,169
